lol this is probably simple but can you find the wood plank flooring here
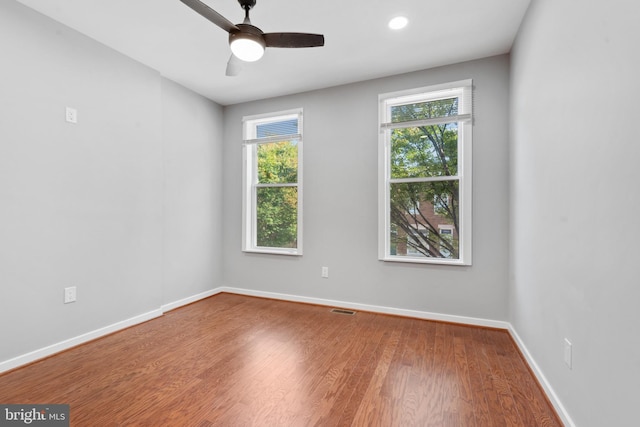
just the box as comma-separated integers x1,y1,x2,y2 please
0,293,562,426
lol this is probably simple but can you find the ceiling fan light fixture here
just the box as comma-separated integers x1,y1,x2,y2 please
229,32,265,62
180,0,324,74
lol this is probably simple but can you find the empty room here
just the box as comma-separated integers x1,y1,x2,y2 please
0,0,637,426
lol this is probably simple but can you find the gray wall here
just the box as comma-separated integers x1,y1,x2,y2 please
0,1,223,363
161,78,223,304
510,0,640,425
10,1,633,424
222,55,511,321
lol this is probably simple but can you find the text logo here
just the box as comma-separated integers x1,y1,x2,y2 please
0,405,69,426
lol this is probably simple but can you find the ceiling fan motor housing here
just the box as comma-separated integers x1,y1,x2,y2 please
229,24,265,47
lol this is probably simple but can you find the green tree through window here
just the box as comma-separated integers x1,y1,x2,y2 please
389,98,459,258
242,109,303,255
256,141,298,248
379,81,472,264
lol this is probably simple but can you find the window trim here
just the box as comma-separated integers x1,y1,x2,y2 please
378,80,472,265
242,108,303,256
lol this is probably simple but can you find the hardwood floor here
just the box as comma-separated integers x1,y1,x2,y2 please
0,293,562,426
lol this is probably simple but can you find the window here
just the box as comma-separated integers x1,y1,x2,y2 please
242,109,303,255
378,80,472,265
438,225,455,258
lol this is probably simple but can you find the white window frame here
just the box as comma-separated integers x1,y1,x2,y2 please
242,108,303,255
378,80,472,265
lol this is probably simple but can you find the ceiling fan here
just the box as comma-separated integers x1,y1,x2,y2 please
179,0,325,76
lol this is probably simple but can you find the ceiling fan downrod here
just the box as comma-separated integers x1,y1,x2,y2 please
238,0,255,24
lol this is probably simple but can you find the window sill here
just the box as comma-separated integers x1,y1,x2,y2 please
243,248,302,256
380,256,470,266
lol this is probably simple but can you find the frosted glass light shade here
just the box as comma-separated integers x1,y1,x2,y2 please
230,37,265,62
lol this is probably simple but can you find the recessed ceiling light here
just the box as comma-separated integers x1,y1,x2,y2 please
388,16,408,30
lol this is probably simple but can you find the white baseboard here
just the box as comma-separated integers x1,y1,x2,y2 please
161,288,223,313
0,308,163,374
508,326,575,427
218,286,510,329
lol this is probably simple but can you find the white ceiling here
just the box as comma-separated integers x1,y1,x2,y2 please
15,0,530,106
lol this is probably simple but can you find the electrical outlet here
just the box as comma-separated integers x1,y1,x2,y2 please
64,286,77,304
65,107,77,124
321,266,329,278
563,338,572,369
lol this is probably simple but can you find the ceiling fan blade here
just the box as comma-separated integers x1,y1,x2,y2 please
179,0,239,33
225,54,243,77
263,33,325,48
